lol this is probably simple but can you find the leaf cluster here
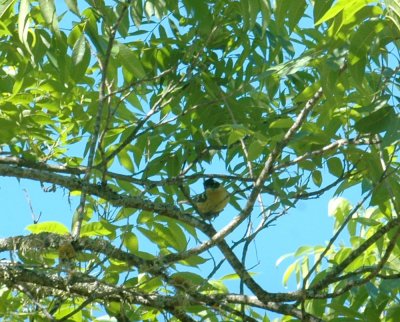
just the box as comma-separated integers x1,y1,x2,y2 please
0,0,399,321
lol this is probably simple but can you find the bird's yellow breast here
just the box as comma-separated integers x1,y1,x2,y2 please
196,186,230,216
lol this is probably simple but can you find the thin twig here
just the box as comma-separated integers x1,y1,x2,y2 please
72,0,133,238
23,188,41,224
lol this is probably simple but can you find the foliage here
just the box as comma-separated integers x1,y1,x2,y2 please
0,0,399,320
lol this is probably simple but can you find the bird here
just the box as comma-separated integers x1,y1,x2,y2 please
185,178,230,219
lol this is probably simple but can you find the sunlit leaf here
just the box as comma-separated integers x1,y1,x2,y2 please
26,221,69,235
80,222,114,237
328,197,351,219
315,0,373,25
282,260,298,287
122,232,139,253
38,0,60,38
64,0,79,15
72,34,87,66
18,0,29,46
0,0,15,19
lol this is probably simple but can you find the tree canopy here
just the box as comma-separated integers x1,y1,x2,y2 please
0,0,400,321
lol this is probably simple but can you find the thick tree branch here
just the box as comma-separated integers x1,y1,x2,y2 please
224,294,322,322
0,233,150,270
0,164,193,220
0,256,319,322
0,263,195,321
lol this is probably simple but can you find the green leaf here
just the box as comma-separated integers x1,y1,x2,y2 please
332,199,353,230
287,0,307,32
261,54,314,78
347,217,357,237
144,1,155,18
0,0,15,19
144,155,166,177
72,34,87,66
269,118,294,129
240,0,260,31
247,140,265,161
387,1,400,33
38,0,60,38
0,118,16,143
122,232,139,253
306,298,328,318
282,260,298,287
333,247,352,265
221,273,240,280
117,148,134,172
313,0,335,23
105,302,122,319
328,300,363,318
137,274,162,293
130,0,143,26
116,3,130,38
18,0,29,46
115,43,146,79
53,301,84,320
328,197,351,219
64,0,79,15
166,154,180,177
315,0,373,25
275,252,294,267
171,272,205,287
80,222,114,237
208,280,229,293
355,105,396,134
227,125,251,146
154,222,187,252
349,19,385,84
26,221,69,235
221,271,257,281
327,157,343,177
312,170,322,187
138,227,164,248
82,8,107,56
115,207,136,221
179,255,208,266
294,245,313,257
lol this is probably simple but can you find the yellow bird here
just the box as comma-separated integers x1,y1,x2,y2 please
191,178,230,219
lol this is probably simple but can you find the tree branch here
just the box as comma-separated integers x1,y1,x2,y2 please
72,0,134,238
309,216,400,292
